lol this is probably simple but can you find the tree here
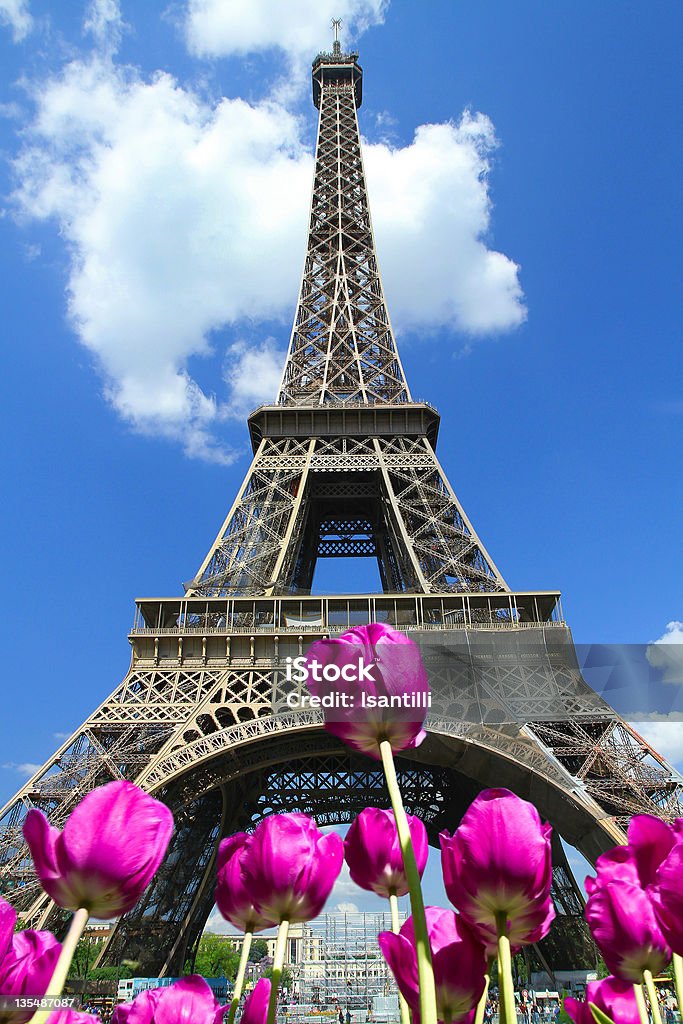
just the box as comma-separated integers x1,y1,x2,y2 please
68,937,107,979
263,966,293,992
184,934,241,979
250,939,269,962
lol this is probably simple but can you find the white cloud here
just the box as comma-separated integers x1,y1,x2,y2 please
365,116,527,335
0,0,32,41
223,338,287,420
11,20,525,459
83,0,124,50
629,719,683,769
646,621,683,684
183,0,386,63
2,761,42,777
335,902,360,913
13,56,311,461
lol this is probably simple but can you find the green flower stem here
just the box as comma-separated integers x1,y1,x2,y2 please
30,907,89,1024
633,983,649,1024
389,889,411,1024
379,739,436,1024
266,918,290,1024
227,926,253,1024
473,959,493,1024
495,912,517,1024
673,955,683,1022
643,969,663,1024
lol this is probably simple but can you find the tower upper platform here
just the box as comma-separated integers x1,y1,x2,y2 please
312,47,363,108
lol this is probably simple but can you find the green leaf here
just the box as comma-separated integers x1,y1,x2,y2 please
588,1003,615,1024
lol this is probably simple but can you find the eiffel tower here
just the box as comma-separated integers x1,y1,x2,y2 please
1,33,681,980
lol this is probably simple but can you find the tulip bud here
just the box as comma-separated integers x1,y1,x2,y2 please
379,906,486,1024
23,781,173,919
585,880,671,982
440,788,555,951
241,813,343,923
0,928,61,1024
344,807,428,898
215,834,277,932
564,976,641,1024
304,623,430,759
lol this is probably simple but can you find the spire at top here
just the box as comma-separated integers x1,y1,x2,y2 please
331,17,342,56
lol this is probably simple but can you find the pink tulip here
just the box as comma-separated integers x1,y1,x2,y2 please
440,789,555,951
23,781,173,918
564,976,641,1024
649,840,683,955
215,834,277,932
304,623,430,759
241,813,343,923
585,880,671,982
344,807,428,898
585,815,678,895
379,906,486,1024
240,979,271,1024
0,927,61,1024
111,977,225,1024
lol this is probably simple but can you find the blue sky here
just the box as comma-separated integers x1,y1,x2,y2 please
1,0,682,915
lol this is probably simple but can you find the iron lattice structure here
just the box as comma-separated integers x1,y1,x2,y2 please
1,38,682,980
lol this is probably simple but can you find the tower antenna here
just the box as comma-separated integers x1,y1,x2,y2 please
331,17,342,55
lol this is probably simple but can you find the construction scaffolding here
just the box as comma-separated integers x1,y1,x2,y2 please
288,912,404,1022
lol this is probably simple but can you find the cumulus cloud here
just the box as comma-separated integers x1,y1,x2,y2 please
0,0,32,41
365,116,526,335
13,56,311,460
83,0,125,50
2,761,42,777
10,10,525,459
224,338,287,420
629,719,683,769
183,0,386,63
646,621,683,684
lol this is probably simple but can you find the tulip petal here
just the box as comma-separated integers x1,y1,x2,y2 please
123,987,162,1024
627,815,677,887
154,976,219,1024
240,978,271,1024
0,898,17,963
215,834,276,932
378,931,419,1011
649,840,683,954
0,929,61,1023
